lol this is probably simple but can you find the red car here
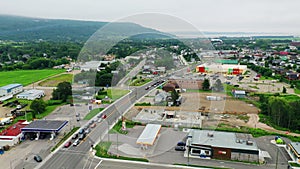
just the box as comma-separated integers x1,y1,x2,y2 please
64,141,72,148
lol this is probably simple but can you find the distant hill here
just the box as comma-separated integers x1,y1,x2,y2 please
0,15,164,42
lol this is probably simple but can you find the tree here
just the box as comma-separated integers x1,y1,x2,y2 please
52,82,72,102
171,90,179,105
282,86,287,93
30,99,46,118
202,78,210,91
213,79,223,92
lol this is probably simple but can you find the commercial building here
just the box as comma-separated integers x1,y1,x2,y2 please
287,142,300,163
21,120,68,140
0,84,23,97
0,120,29,147
16,89,45,100
187,130,259,162
136,124,161,149
196,63,247,75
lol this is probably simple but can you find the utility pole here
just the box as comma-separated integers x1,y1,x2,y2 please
275,146,279,169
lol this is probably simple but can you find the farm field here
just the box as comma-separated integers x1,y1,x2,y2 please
38,73,73,87
0,69,65,86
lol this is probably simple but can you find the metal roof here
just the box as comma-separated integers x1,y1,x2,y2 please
189,130,258,151
290,142,300,155
233,90,246,95
136,124,161,146
21,120,68,133
17,89,44,97
0,84,22,90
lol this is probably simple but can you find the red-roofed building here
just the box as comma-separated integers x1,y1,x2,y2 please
0,120,29,146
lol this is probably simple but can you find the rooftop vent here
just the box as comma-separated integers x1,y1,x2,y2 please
207,132,214,137
246,141,253,146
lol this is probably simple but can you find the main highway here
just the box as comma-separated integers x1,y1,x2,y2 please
37,78,166,169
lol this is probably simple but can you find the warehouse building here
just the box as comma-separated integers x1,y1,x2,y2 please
196,64,247,75
0,84,23,97
187,130,259,162
16,89,45,100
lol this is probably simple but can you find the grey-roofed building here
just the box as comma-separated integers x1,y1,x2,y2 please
21,120,68,140
0,84,23,97
232,90,246,98
287,142,300,163
16,89,45,100
187,130,259,162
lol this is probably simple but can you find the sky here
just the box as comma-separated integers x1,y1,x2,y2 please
1,0,300,35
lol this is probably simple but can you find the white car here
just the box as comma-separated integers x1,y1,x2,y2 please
73,139,80,146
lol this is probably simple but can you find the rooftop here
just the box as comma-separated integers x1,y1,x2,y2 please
17,89,44,97
290,142,300,155
189,130,258,151
21,120,68,132
1,84,22,90
0,120,28,137
136,124,161,146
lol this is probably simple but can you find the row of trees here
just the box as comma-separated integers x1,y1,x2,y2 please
259,94,300,130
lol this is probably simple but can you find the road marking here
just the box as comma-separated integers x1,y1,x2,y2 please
94,159,103,169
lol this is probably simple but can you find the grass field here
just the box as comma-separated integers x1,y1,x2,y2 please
0,69,65,86
84,108,104,120
38,74,73,87
97,88,130,101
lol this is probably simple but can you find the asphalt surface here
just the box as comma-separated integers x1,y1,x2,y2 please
38,78,166,169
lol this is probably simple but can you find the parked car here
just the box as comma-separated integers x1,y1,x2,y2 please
90,123,96,128
78,129,84,134
34,155,42,162
177,141,186,146
79,133,86,140
64,141,72,148
175,146,186,151
85,128,90,134
73,139,80,146
72,133,78,139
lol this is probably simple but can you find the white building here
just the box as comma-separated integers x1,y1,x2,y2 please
0,84,23,97
16,89,45,100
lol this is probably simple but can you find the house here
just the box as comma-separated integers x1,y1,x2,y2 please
287,73,299,81
162,83,176,92
232,90,246,98
154,91,170,104
0,84,23,97
16,89,45,100
187,130,259,162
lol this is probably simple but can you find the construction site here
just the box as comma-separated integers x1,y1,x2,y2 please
125,88,259,129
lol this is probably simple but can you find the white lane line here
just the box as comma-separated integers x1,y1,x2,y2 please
94,159,103,169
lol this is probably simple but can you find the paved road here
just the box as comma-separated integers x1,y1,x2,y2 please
95,159,209,169
38,78,165,169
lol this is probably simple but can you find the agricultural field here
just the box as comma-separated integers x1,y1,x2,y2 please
0,69,65,86
38,73,73,87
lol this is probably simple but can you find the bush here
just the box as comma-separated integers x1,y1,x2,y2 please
47,100,63,106
134,102,151,106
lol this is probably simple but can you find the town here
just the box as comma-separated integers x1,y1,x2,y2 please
1,2,300,169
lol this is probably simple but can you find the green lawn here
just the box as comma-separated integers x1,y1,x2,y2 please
97,88,130,101
259,76,275,80
38,74,73,87
0,69,65,86
294,88,300,95
129,78,152,86
84,108,104,120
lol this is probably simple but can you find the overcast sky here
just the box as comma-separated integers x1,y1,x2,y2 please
1,0,300,35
